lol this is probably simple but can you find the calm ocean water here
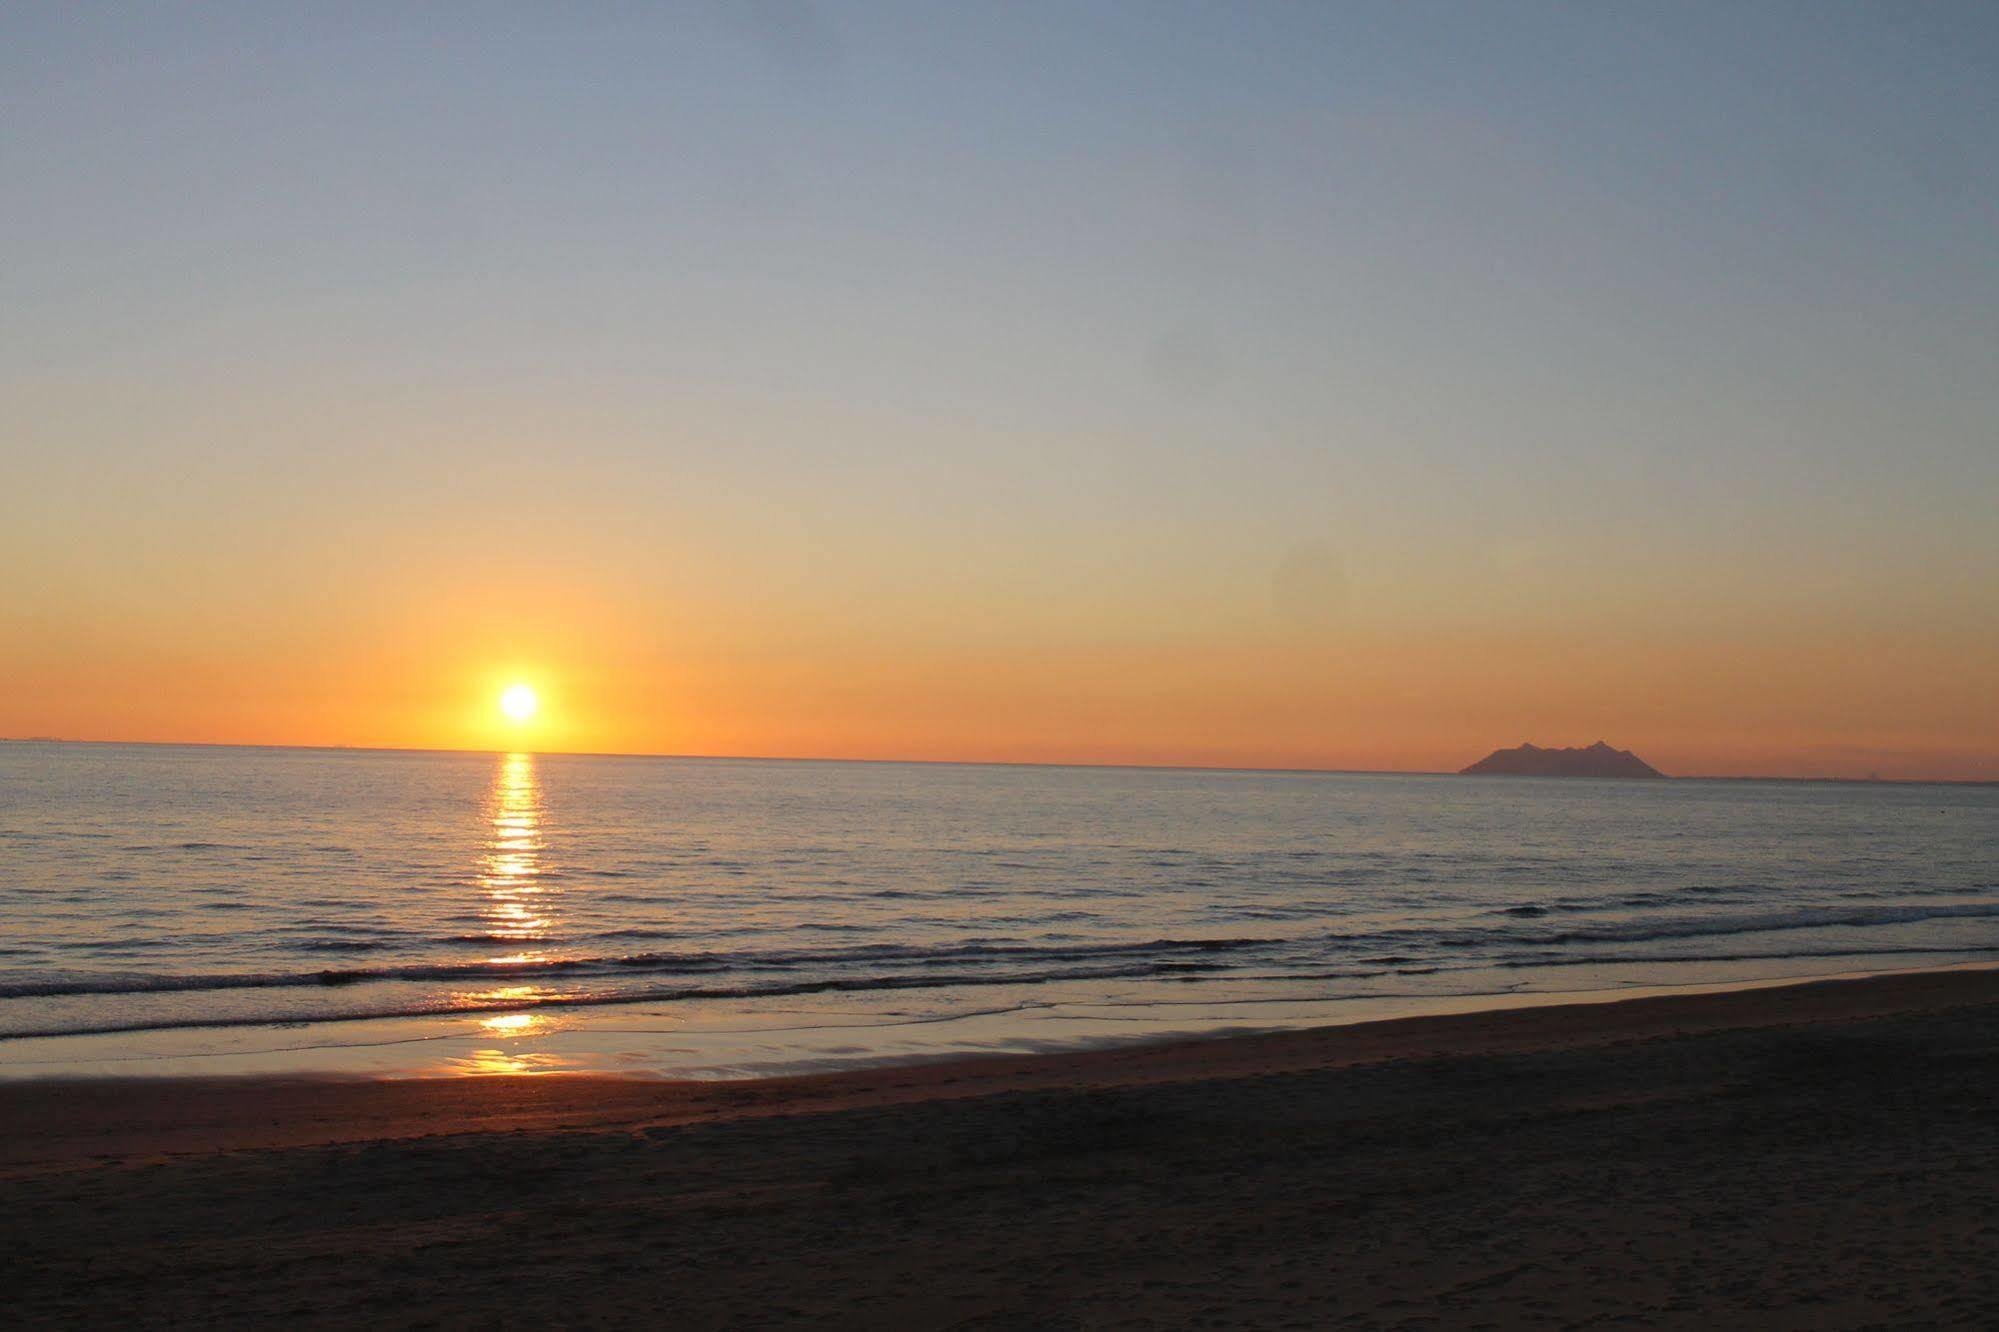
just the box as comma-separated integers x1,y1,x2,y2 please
2,742,1995,1077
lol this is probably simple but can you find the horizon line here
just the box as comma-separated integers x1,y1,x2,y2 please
4,736,1994,787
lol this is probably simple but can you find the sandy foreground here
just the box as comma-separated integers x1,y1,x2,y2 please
6,969,1999,1328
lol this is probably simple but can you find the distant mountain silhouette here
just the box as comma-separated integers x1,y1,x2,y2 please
1460,741,1665,778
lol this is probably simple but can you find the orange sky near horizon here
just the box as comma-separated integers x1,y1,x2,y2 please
6,576,1994,779
5,372,1993,780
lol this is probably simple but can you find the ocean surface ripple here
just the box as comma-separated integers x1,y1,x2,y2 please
2,743,1995,1045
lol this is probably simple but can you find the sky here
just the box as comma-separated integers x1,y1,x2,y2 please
4,1,1996,778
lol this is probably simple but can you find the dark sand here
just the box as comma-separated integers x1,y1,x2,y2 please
8,969,1999,1327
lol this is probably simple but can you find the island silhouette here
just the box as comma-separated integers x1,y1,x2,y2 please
1460,741,1665,778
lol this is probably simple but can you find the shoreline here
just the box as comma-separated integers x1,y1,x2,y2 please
10,963,1999,1169
6,953,1996,1085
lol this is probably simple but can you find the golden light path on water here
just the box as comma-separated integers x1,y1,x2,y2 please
447,752,575,1075
482,752,550,945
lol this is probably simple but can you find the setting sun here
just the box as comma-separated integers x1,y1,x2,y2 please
499,684,539,722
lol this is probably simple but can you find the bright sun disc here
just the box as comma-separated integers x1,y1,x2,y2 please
499,684,539,722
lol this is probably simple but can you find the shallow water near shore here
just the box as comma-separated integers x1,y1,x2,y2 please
3,741,1995,1078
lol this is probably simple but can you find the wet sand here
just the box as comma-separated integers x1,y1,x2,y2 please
7,968,1999,1327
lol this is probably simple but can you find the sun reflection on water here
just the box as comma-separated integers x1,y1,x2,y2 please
480,752,553,944
430,754,575,1074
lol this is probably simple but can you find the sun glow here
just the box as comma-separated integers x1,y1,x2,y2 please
499,683,539,722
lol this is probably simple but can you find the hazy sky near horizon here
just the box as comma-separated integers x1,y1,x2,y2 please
5,1,1997,777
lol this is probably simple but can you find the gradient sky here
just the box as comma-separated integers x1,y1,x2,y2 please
5,2,1996,777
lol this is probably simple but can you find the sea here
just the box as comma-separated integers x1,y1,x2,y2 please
2,741,1994,1079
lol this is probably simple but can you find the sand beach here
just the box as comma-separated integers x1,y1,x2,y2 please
8,967,1999,1327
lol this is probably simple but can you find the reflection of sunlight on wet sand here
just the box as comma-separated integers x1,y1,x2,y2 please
443,1046,581,1076
429,1008,575,1075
